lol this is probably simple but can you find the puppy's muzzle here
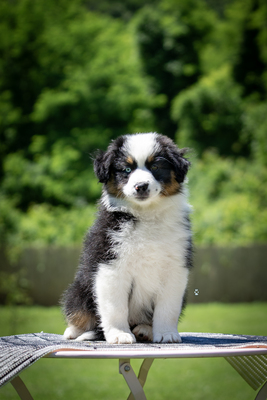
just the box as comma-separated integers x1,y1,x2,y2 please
134,182,150,199
135,182,149,193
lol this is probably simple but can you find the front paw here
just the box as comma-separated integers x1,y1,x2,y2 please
105,329,136,344
153,331,182,343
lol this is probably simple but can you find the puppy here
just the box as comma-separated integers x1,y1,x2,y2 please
62,133,192,344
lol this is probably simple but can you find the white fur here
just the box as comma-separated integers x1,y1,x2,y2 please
64,324,97,341
122,167,161,204
121,133,162,205
95,191,190,344
124,133,159,165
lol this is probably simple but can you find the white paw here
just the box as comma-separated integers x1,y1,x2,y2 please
64,326,83,340
153,331,182,343
105,329,136,344
75,331,96,341
132,324,153,342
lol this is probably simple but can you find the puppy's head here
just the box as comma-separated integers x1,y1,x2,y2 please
94,133,190,205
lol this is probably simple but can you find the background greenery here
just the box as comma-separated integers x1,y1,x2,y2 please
0,0,267,251
1,303,267,399
1,3,266,397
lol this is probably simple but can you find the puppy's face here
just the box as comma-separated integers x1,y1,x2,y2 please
94,133,190,205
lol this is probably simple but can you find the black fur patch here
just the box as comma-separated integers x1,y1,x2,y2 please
62,207,137,322
93,136,127,184
155,134,190,183
145,156,173,184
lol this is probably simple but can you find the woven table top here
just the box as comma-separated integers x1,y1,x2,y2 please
1,332,267,388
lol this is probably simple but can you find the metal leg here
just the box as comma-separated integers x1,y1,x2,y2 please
11,376,34,400
255,380,267,400
127,359,154,400
119,358,154,400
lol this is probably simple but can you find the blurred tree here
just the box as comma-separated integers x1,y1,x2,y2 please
84,0,160,21
0,0,158,213
133,0,216,139
204,0,233,17
242,102,267,166
188,152,267,245
171,68,248,156
230,0,267,100
172,0,267,158
0,0,266,249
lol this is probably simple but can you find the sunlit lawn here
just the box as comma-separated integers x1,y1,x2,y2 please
0,303,266,400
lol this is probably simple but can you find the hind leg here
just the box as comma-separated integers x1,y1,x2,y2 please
132,324,153,342
64,324,97,341
64,325,83,340
64,310,97,341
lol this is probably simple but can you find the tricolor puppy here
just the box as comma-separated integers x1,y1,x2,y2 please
63,133,192,344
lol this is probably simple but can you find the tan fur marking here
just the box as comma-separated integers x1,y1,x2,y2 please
161,171,180,196
68,311,94,330
106,177,124,198
126,156,134,165
147,155,155,164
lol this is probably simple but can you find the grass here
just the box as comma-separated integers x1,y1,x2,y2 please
0,302,267,400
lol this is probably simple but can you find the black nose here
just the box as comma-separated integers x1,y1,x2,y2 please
134,182,149,194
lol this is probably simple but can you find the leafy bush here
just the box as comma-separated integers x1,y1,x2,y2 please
15,204,97,247
172,68,246,157
0,0,158,211
242,101,267,166
188,152,267,245
133,0,216,139
0,0,266,250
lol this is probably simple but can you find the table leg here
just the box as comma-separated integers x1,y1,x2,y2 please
255,380,267,400
119,358,154,400
11,376,34,400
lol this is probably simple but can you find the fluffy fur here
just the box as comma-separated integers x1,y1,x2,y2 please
62,133,192,344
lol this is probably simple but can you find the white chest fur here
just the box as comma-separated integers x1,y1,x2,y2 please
95,193,191,342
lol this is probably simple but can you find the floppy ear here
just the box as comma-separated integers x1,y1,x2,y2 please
93,136,126,184
93,150,114,184
168,148,191,183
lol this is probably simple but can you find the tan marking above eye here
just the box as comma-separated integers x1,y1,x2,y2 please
147,155,155,164
126,156,134,165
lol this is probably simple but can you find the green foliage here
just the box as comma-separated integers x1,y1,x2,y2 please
172,67,246,156
0,0,266,250
133,0,216,139
0,271,32,306
17,203,96,246
0,0,157,211
242,101,267,166
188,153,267,245
229,0,267,99
0,195,21,247
84,0,161,21
2,140,100,209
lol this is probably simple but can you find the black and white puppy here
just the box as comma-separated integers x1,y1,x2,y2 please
63,133,192,344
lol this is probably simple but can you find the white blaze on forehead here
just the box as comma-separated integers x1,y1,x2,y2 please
124,133,158,166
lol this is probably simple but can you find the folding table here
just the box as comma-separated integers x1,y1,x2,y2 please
1,332,267,400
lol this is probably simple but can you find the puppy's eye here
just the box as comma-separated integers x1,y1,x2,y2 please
151,164,158,171
124,167,132,174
